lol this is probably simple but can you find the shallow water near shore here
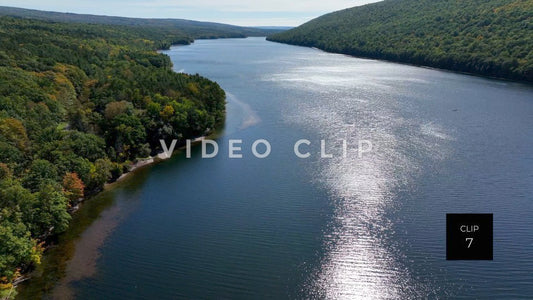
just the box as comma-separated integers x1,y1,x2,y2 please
19,37,533,299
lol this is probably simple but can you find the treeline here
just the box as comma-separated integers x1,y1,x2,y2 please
0,6,282,40
0,16,225,295
267,0,533,82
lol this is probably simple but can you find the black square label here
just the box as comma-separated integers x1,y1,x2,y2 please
446,214,493,260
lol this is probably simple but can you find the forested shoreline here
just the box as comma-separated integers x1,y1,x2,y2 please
268,0,533,82
0,16,229,297
0,6,282,40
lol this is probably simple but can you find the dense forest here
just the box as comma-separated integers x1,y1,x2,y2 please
0,15,229,297
268,0,533,82
0,6,281,39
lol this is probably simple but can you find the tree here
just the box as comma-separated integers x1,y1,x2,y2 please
0,142,24,170
62,172,84,203
160,105,175,120
105,114,147,160
0,118,30,152
31,184,71,237
0,163,11,180
64,131,106,162
0,208,41,280
22,160,58,193
88,158,113,191
104,101,134,120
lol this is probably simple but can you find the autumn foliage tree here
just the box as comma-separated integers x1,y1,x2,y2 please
62,172,85,204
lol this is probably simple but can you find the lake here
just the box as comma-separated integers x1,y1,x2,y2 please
19,37,533,299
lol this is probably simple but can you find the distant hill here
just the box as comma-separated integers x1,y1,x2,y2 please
267,0,533,82
254,26,294,30
0,6,283,40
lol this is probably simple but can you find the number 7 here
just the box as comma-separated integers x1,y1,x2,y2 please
466,238,474,248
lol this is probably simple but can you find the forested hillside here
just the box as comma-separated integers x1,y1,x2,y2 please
0,16,226,296
0,6,281,39
268,0,533,82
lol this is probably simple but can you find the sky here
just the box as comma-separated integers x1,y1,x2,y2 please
0,0,382,26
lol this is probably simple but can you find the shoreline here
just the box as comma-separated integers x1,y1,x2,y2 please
108,136,206,185
265,39,533,85
66,135,207,214
13,136,207,290
13,38,225,296
9,31,226,297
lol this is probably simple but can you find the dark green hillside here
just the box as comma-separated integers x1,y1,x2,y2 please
0,6,282,40
268,0,533,82
0,16,226,295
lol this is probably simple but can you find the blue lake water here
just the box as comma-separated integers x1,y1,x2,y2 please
20,37,533,299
